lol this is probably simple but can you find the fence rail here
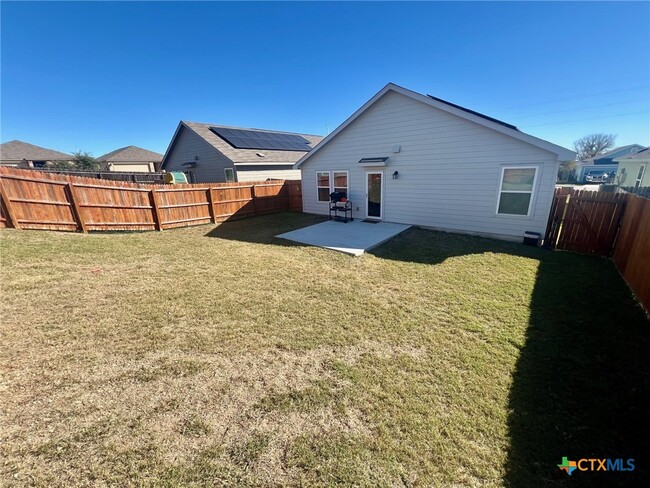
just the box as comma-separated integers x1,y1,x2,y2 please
0,167,302,232
30,168,166,183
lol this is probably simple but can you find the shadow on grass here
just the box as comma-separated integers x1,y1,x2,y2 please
506,253,649,486
370,227,545,265
372,227,650,486
208,214,649,484
204,212,327,246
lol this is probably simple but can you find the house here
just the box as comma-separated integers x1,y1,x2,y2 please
295,83,575,242
574,144,645,183
161,121,322,183
96,146,163,173
0,140,72,168
613,147,650,189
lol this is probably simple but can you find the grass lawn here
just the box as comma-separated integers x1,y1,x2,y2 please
1,212,648,487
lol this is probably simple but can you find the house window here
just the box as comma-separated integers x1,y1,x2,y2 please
317,172,330,201
635,165,646,189
333,171,348,198
497,167,538,216
224,168,235,182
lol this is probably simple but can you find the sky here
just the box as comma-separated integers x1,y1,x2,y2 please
1,1,649,157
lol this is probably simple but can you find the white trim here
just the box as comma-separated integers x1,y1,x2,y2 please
160,121,185,169
295,83,575,169
635,164,646,188
366,171,384,220
316,171,330,202
233,161,298,166
495,166,539,218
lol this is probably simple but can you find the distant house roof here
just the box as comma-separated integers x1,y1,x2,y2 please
296,83,575,168
97,145,163,163
614,147,650,163
0,140,72,161
162,121,323,169
579,144,646,164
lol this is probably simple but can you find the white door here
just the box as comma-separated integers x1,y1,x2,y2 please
366,171,383,219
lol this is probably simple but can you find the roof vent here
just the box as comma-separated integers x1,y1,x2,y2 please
256,152,266,157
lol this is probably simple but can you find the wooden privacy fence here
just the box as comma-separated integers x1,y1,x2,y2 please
544,188,626,255
545,187,650,311
0,167,302,232
612,193,650,312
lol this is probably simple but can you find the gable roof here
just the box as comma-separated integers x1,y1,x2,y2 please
97,145,163,163
0,140,72,161
296,83,575,168
162,121,323,169
614,147,650,163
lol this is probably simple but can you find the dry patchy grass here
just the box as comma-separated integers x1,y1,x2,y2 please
1,213,648,487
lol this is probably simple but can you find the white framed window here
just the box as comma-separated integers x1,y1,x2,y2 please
224,168,235,182
635,165,646,189
496,166,538,216
317,171,330,202
333,171,348,197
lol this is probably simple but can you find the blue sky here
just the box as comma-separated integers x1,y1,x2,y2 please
1,1,649,157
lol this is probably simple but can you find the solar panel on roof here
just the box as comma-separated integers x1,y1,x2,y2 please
210,127,312,151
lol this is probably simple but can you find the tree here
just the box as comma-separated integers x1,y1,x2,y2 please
71,151,99,171
573,133,616,161
557,160,577,183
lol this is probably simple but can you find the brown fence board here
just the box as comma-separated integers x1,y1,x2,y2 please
546,188,626,256
612,194,650,311
0,167,302,233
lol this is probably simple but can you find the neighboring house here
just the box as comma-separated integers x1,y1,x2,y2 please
295,83,575,242
574,144,645,183
96,146,163,173
161,121,322,183
614,147,650,189
0,140,72,168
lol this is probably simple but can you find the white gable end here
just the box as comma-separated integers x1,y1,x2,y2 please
300,89,564,241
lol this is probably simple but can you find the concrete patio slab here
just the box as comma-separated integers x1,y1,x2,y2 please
276,220,411,256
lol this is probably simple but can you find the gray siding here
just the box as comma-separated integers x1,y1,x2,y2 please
301,91,559,241
164,126,234,183
236,166,301,182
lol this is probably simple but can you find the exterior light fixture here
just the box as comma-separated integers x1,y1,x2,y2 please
392,171,399,179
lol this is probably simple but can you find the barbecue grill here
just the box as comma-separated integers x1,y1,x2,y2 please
329,192,353,223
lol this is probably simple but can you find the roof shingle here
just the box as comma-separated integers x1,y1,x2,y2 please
0,140,72,161
97,145,163,162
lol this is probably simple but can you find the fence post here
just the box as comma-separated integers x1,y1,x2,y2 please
283,181,290,211
66,183,87,233
207,188,216,223
150,189,162,231
251,184,258,216
0,177,20,229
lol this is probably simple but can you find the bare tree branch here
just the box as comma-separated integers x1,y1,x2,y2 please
573,133,616,161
